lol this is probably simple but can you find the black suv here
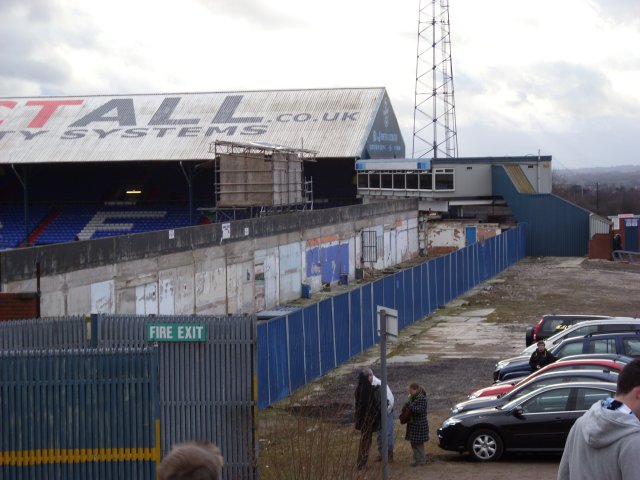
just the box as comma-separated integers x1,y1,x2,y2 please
525,314,611,346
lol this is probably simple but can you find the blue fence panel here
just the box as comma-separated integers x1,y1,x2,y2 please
302,305,321,383
393,272,406,329
403,269,414,327
361,283,375,349
412,265,423,323
318,299,336,374
434,256,445,307
333,294,350,365
445,254,454,303
480,239,492,282
456,249,465,297
267,317,290,405
420,262,430,317
427,259,438,312
470,242,479,289
257,322,270,409
349,289,363,357
286,311,306,392
382,276,395,310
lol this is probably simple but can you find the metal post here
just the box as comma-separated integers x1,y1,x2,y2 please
379,309,389,480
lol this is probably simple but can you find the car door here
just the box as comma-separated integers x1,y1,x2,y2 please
501,387,573,450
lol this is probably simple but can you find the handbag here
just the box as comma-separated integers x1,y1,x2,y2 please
399,404,411,424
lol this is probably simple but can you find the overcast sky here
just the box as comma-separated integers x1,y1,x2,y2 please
2,0,639,169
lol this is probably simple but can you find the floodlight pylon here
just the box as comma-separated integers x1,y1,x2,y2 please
412,0,459,159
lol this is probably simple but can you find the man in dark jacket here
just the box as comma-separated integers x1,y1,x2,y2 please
354,369,381,470
529,340,557,371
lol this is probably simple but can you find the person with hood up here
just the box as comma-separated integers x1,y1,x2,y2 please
354,369,381,470
557,357,640,480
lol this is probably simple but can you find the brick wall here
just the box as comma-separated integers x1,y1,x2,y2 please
0,292,39,320
588,233,613,260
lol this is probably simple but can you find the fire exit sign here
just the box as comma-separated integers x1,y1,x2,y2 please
146,324,207,342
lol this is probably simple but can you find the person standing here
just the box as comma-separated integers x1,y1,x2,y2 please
403,382,429,466
529,340,557,371
367,368,395,462
558,357,640,480
354,369,381,470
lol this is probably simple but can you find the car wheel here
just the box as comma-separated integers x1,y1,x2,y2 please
525,326,534,346
468,429,504,462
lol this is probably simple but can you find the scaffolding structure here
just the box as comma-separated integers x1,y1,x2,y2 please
412,0,459,159
209,141,316,222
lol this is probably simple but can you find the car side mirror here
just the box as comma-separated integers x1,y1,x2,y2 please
513,406,525,418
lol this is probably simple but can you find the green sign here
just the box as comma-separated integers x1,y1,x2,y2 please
146,323,207,342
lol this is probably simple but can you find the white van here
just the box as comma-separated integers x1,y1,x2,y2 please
520,317,640,356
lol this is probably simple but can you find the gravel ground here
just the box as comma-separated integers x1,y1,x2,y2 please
259,256,640,480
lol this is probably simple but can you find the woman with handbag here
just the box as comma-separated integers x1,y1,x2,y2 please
403,382,429,466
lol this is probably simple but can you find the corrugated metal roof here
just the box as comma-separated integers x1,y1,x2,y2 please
0,88,400,164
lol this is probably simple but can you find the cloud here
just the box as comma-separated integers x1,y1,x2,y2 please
0,0,101,95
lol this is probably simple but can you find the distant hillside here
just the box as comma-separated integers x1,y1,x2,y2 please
553,165,640,188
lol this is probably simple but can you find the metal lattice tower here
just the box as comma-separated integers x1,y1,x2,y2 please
412,0,459,159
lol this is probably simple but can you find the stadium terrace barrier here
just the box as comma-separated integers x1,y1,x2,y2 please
0,315,257,480
0,348,160,479
257,224,526,408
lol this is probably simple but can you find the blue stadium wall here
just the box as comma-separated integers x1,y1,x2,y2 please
492,165,590,257
257,225,526,409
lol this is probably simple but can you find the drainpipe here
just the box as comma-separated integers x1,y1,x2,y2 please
537,150,541,193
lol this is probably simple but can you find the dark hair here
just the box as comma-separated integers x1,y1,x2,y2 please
159,441,224,480
537,341,545,346
616,358,640,396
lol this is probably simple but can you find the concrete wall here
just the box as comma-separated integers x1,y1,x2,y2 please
427,221,501,252
0,200,419,316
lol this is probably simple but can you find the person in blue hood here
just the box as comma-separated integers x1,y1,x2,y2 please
558,357,640,480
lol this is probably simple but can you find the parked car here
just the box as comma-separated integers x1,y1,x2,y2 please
520,317,640,356
525,314,611,346
470,356,627,399
494,331,640,382
452,369,618,414
437,381,616,461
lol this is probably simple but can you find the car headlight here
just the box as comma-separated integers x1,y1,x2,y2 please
442,417,462,428
450,406,461,415
468,393,479,400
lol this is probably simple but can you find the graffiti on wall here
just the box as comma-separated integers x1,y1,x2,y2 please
305,244,349,283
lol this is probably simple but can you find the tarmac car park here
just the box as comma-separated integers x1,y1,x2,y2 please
437,381,616,462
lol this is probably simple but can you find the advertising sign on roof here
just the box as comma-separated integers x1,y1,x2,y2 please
0,88,404,163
